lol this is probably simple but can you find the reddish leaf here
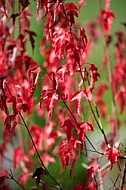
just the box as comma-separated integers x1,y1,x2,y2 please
27,64,41,97
29,125,43,152
13,146,33,169
79,122,93,143
80,28,88,49
41,153,55,163
53,66,67,91
2,185,12,190
96,84,108,98
58,138,81,170
71,90,89,114
52,28,69,59
101,10,115,34
0,78,9,115
71,90,88,101
40,89,59,117
4,115,17,134
115,86,126,113
74,183,84,190
0,169,8,186
95,84,108,118
84,181,97,190
65,3,78,11
20,7,32,31
89,64,100,82
61,119,75,140
80,122,93,132
95,100,107,118
78,0,86,10
18,172,30,188
8,96,17,115
87,164,101,180
105,147,121,169
65,3,78,26
56,66,67,81
88,64,100,92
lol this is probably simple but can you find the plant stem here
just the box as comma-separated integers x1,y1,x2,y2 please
98,0,119,142
8,170,26,190
19,112,62,190
42,66,102,154
11,177,26,190
78,62,109,146
120,162,126,190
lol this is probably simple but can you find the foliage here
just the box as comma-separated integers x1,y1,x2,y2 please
0,0,126,189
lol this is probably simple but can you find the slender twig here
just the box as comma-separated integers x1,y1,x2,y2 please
41,66,100,154
78,61,109,146
83,148,104,156
4,80,47,169
7,169,26,190
110,173,120,189
118,156,126,160
19,112,45,167
97,170,104,190
120,162,126,190
57,88,101,154
94,176,98,189
39,180,62,189
98,0,119,143
97,162,111,190
19,112,62,190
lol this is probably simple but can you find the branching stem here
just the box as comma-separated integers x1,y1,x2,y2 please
7,170,26,190
78,61,109,146
42,66,102,154
19,112,62,190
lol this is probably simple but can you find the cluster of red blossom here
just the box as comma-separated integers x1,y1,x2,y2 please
0,0,126,189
